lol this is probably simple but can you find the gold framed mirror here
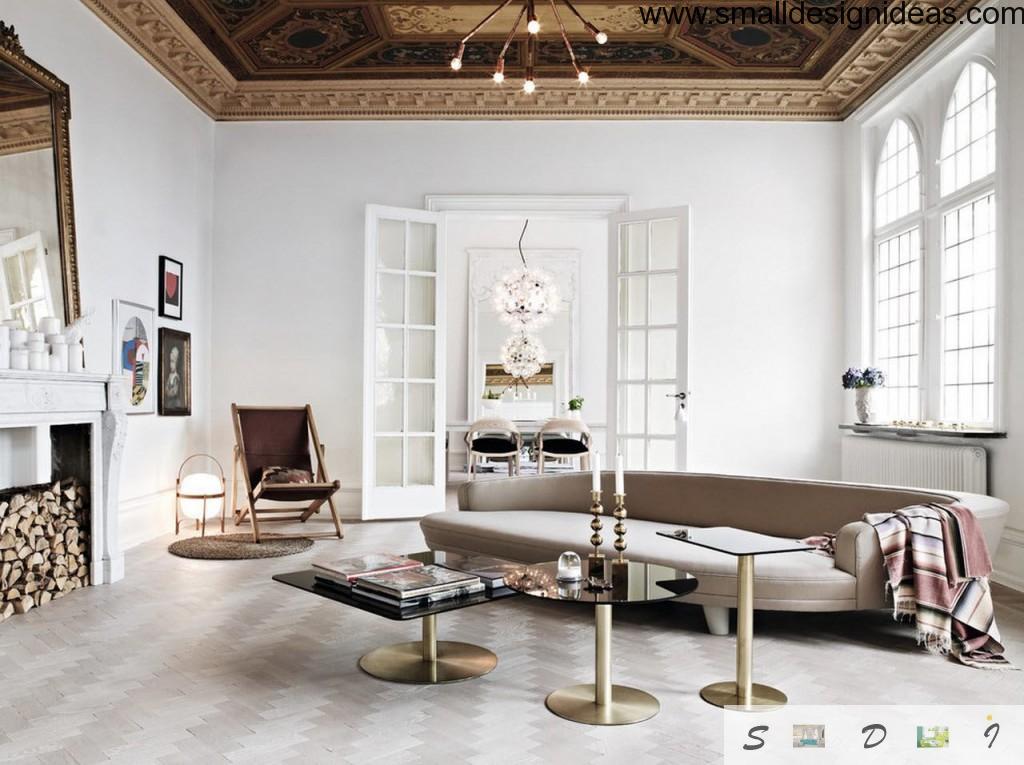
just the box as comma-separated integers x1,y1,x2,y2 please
0,22,80,328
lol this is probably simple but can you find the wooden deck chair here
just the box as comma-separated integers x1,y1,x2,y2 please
230,404,344,542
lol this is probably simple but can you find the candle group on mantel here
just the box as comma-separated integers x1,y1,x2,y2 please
590,451,627,494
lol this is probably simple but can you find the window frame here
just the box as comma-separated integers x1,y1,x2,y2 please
871,115,926,422
868,59,1001,430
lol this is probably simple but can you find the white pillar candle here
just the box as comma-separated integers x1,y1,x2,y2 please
615,453,625,495
68,342,84,373
0,342,9,370
10,347,28,370
39,317,61,336
591,451,601,492
29,350,47,371
51,342,69,372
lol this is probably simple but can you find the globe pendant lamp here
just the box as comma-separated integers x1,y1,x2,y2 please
492,219,560,332
501,332,545,382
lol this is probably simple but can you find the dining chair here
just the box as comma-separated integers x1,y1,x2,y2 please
465,417,522,480
536,417,592,474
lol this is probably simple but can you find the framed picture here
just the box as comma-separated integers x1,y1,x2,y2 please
158,255,183,320
112,299,156,415
158,328,191,416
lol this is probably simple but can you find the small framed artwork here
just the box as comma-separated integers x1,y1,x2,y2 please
112,299,156,415
158,328,191,416
158,255,183,320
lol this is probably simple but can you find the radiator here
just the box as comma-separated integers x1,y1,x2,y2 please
840,436,988,494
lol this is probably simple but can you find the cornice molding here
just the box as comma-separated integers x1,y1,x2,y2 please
81,0,978,122
0,106,52,157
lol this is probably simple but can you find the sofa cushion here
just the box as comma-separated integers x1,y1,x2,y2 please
421,510,856,608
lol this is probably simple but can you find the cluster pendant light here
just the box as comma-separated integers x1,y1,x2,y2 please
449,0,609,94
495,220,559,384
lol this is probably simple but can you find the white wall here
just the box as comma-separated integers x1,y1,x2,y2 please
211,120,844,515
0,0,215,547
842,22,1024,587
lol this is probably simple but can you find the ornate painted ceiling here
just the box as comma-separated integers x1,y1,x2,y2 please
81,0,980,120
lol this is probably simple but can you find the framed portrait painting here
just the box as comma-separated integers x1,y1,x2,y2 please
112,300,156,415
159,256,183,320
158,328,191,416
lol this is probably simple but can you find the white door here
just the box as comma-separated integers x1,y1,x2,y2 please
607,207,691,471
362,205,446,519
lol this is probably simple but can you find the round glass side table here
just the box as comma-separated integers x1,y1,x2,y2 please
506,559,697,725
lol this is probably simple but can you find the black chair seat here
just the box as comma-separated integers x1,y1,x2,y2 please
540,438,589,455
471,437,518,455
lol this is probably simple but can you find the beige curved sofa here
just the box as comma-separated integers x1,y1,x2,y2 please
420,471,1009,635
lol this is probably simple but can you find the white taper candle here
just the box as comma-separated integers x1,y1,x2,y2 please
592,451,601,492
615,453,624,494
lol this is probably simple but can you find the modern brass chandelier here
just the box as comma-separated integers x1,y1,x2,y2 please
450,0,609,93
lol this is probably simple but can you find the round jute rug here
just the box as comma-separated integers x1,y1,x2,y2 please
168,533,313,560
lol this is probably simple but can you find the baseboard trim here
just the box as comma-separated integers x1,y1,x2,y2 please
119,488,175,550
993,526,1024,592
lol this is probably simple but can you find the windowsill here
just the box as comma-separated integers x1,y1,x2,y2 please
839,423,1006,440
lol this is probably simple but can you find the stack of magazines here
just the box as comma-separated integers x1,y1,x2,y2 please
312,553,486,609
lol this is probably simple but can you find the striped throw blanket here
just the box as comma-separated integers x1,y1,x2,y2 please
865,503,1014,670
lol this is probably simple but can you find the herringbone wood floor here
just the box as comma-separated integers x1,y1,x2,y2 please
2,515,1022,765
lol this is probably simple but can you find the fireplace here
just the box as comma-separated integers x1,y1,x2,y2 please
0,369,129,619
1,478,90,619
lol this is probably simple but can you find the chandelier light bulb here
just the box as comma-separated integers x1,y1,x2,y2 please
523,78,536,94
595,30,608,45
493,70,505,83
577,70,589,84
527,18,541,34
450,57,463,71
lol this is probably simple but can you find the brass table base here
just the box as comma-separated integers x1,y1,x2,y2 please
358,614,497,684
546,684,659,726
700,681,787,710
359,640,497,684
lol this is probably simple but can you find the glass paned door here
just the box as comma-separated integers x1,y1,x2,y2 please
363,206,445,519
608,208,690,471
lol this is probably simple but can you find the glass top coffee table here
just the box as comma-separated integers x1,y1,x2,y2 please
274,551,517,684
657,527,814,710
506,558,697,726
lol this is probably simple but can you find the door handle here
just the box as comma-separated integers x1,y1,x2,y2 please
665,391,687,410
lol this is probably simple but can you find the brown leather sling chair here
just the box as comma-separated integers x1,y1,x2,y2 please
230,404,344,542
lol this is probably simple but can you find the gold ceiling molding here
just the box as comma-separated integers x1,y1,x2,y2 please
382,3,660,36
81,0,976,121
0,105,52,157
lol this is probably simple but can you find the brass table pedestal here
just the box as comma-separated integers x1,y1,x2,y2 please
359,614,497,685
546,603,660,726
700,555,787,710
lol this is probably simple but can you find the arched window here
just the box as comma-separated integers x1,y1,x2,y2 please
940,62,995,196
938,63,997,426
875,118,921,227
873,119,922,420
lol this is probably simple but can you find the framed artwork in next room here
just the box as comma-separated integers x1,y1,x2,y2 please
159,256,183,320
113,300,156,415
158,328,191,416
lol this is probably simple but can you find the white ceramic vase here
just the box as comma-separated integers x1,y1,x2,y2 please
855,387,877,424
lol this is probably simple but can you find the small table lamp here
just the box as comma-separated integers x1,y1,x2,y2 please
175,454,226,537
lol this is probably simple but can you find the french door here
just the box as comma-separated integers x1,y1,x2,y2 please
362,205,446,519
608,207,691,471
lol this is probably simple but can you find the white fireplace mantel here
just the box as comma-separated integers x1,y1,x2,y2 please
0,369,129,584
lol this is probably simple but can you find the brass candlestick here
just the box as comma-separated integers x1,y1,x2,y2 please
587,489,609,587
610,492,630,597
612,492,628,562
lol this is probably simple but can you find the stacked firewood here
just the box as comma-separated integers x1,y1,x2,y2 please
0,479,89,623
